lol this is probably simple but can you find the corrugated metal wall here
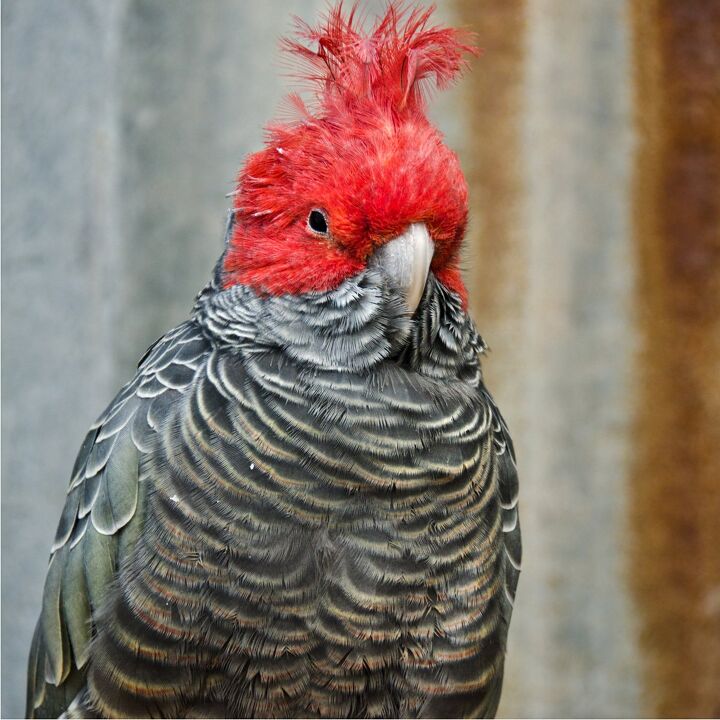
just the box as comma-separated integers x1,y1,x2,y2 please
2,2,719,717
630,1,720,716
460,2,642,715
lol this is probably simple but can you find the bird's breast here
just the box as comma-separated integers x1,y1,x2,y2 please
121,346,505,715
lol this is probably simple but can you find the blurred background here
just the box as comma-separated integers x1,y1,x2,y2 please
2,0,719,717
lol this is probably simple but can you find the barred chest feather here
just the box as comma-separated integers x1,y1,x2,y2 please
29,272,520,719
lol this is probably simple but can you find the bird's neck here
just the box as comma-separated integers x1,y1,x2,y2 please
193,269,484,384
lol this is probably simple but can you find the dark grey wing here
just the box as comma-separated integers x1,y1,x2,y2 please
457,304,521,621
482,386,521,626
446,293,522,633
26,321,210,719
466,386,520,720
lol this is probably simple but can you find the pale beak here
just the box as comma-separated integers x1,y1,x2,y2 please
370,223,435,314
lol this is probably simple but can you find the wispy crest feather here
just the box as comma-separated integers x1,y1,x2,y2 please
281,2,477,117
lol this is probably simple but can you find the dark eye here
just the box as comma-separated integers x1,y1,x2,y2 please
308,209,328,234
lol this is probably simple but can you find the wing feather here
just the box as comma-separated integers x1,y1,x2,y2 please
39,549,70,686
482,386,522,621
81,528,117,613
51,486,81,551
90,433,139,535
26,320,209,718
61,544,92,669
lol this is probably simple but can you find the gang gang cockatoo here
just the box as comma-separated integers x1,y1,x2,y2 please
27,4,521,718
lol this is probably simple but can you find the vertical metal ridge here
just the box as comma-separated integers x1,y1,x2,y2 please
630,2,720,716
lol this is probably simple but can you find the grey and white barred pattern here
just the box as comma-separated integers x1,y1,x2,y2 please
28,268,520,718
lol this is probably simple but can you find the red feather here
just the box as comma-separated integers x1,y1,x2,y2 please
282,2,477,115
223,3,477,304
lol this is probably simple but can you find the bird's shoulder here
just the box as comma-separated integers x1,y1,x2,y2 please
479,383,521,632
26,320,211,718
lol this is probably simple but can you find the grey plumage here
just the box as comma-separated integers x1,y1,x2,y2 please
27,264,520,718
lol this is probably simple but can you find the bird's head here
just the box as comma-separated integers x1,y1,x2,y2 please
222,3,477,313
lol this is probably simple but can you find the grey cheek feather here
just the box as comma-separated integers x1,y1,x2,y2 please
198,268,414,372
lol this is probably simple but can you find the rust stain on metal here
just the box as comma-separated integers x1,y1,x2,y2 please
631,0,720,715
454,0,527,394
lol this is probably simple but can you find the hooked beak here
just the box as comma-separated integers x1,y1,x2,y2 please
370,223,435,314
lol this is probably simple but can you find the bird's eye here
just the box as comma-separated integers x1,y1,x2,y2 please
308,209,329,235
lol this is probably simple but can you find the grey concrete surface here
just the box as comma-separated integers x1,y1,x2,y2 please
3,3,127,716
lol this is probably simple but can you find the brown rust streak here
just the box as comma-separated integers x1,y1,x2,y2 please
454,0,526,397
630,1,720,716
